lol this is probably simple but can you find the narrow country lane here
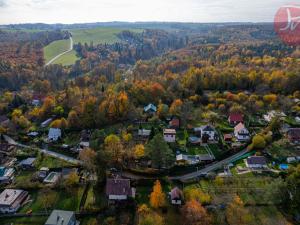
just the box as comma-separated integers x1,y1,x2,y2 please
45,36,73,66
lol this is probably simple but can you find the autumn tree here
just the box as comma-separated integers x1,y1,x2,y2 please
41,189,58,213
169,99,183,117
79,148,97,173
134,144,145,159
146,134,174,169
157,103,169,119
150,180,166,208
64,171,80,187
226,195,254,225
251,134,266,149
67,110,81,129
184,188,212,205
104,134,124,164
138,204,164,225
181,200,212,225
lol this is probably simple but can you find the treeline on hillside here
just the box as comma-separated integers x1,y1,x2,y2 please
0,30,70,90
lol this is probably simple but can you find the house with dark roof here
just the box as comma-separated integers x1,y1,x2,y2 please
106,178,135,201
246,156,267,169
286,128,300,144
169,187,184,205
228,113,244,125
45,210,79,225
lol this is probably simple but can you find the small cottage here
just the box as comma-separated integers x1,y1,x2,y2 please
246,156,267,169
106,178,135,201
48,128,62,142
286,128,300,144
144,104,157,114
163,129,176,143
19,157,36,170
228,113,244,125
234,123,250,142
45,210,78,225
169,187,184,205
0,189,28,213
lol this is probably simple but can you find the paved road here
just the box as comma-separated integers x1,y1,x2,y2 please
45,36,73,66
3,135,81,165
169,148,249,181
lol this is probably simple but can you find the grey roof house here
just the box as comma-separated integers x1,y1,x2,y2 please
45,210,79,225
48,128,62,142
19,157,36,170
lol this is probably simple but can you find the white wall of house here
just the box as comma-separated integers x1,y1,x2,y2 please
201,130,215,140
171,199,182,205
0,205,20,213
246,164,266,169
108,195,128,200
164,134,176,143
234,128,249,141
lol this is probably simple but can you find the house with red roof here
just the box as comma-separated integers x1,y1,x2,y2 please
228,113,244,125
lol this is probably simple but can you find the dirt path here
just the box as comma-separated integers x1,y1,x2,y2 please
45,36,73,66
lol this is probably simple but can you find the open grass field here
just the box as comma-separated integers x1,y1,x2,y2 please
51,49,79,66
43,27,142,66
44,39,70,62
43,39,78,66
69,27,143,45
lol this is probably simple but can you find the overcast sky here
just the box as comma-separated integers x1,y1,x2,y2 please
0,0,293,24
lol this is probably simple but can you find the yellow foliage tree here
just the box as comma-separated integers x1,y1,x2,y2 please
134,144,145,159
226,195,254,225
150,180,165,208
184,188,212,205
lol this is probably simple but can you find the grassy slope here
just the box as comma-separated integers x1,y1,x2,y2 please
43,27,142,66
70,27,143,45
43,39,70,63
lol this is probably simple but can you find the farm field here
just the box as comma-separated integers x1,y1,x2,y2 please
69,27,143,45
43,39,77,65
43,27,143,66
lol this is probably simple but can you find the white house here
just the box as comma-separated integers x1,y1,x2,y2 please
48,128,62,142
106,178,135,201
263,111,286,122
0,189,28,213
176,154,199,165
234,123,250,142
245,156,267,169
163,129,176,143
195,125,218,142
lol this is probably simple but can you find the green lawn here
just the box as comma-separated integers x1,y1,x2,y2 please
69,27,143,45
20,187,84,214
35,155,75,169
1,216,48,225
44,39,71,64
187,146,208,155
52,50,79,66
